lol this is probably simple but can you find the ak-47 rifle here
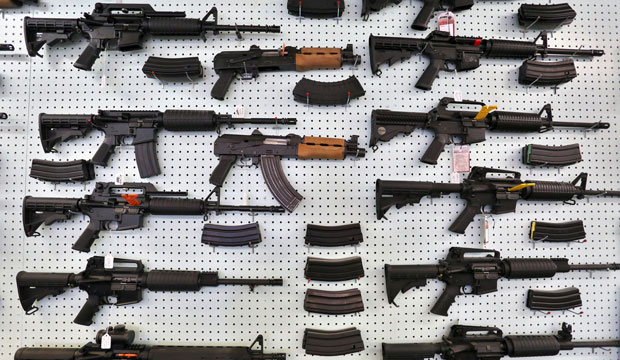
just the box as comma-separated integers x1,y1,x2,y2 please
17,257,283,325
370,31,604,90
376,167,620,233
385,247,620,315
370,98,610,164
23,182,284,252
211,44,361,100
24,3,280,70
383,323,620,359
210,130,365,212
38,110,296,178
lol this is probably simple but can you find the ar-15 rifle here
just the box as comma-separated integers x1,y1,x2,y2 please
370,31,604,90
15,324,286,360
23,182,284,252
211,44,361,100
383,322,620,359
17,256,283,326
362,0,474,30
376,167,620,233
210,130,365,212
385,247,620,315
370,98,610,164
38,110,296,178
24,3,280,71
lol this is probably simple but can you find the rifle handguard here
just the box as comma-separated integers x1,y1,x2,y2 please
145,270,205,291
296,48,345,71
148,198,204,215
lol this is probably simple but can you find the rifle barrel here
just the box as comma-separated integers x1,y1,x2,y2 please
218,278,283,286
212,204,286,213
569,340,620,349
544,47,604,57
224,117,297,125
570,264,620,271
582,190,620,197
551,121,610,129
208,25,281,33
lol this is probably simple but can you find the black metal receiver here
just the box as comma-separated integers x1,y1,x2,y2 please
24,3,280,70
370,97,610,164
16,257,284,326
23,182,284,252
383,323,620,360
39,110,296,178
211,44,361,100
362,0,474,30
377,166,620,233
370,31,604,90
15,324,286,359
211,130,365,212
385,247,620,316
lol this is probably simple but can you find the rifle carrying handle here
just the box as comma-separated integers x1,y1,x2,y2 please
416,58,445,90
411,1,437,30
211,70,237,100
298,137,347,159
14,348,78,360
448,204,480,234
135,141,162,178
209,154,237,187
430,284,461,316
73,294,100,326
91,135,118,166
71,222,101,253
420,133,450,164
296,48,344,71
74,42,102,71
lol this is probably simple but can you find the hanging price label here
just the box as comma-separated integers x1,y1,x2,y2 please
452,145,470,173
438,11,456,36
101,333,112,349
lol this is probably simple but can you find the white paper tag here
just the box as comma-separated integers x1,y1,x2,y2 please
114,173,124,185
450,172,461,184
104,255,114,269
452,145,470,173
101,332,112,349
453,89,463,102
483,215,490,246
233,105,245,118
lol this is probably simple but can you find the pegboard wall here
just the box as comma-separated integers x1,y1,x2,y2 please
0,0,618,359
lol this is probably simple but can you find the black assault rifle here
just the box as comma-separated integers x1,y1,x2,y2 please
370,98,610,164
370,31,604,90
377,167,620,233
17,257,283,325
23,182,284,252
24,3,280,70
383,322,620,359
385,247,620,315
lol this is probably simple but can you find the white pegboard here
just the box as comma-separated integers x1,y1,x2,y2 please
0,0,619,359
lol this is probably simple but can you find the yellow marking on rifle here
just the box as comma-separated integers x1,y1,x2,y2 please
530,222,536,240
473,105,498,120
508,183,536,192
